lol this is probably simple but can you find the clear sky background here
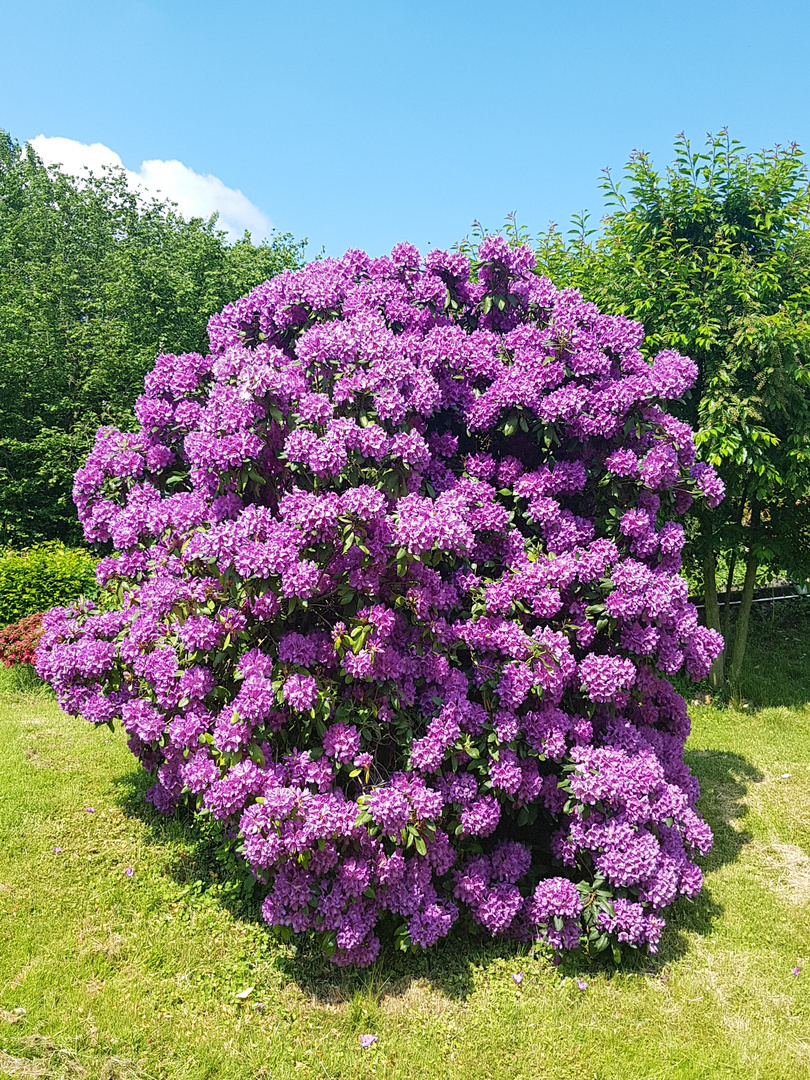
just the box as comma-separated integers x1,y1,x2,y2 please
3,0,810,256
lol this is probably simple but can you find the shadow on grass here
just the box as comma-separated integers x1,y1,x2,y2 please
111,766,262,900
739,599,810,709
109,741,764,1002
647,748,764,967
686,749,763,874
112,766,505,999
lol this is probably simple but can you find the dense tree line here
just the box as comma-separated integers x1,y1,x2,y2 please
0,130,306,545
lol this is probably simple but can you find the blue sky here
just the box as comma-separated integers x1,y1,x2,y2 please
4,0,810,256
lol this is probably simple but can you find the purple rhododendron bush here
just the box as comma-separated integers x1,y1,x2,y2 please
37,238,725,966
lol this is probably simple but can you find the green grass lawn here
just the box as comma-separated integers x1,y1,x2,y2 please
1,603,809,1080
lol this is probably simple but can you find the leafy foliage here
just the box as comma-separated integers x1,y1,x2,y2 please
0,129,306,546
535,132,810,688
0,542,97,626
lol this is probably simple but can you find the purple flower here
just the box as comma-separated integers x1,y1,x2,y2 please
323,722,361,764
359,1034,378,1049
366,787,410,834
282,674,318,713
410,710,460,773
578,654,636,704
532,878,583,921
408,900,458,947
460,796,501,838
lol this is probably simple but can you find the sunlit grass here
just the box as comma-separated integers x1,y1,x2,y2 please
0,604,809,1079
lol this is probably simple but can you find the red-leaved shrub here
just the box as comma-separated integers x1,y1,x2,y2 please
0,612,44,667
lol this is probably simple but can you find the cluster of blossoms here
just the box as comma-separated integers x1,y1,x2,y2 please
37,239,723,964
0,613,44,667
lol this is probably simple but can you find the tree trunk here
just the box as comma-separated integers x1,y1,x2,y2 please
722,549,738,644
722,491,747,644
727,502,761,695
703,547,725,691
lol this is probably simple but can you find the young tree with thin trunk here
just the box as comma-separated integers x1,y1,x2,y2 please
535,132,810,693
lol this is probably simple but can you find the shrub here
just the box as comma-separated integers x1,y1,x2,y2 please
0,612,44,666
37,239,723,965
0,542,98,626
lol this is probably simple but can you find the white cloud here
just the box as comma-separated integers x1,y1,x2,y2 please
28,135,272,242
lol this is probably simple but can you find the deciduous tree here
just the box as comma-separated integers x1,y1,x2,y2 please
535,133,810,691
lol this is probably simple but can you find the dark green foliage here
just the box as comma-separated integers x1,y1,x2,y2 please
534,132,810,691
0,543,98,626
0,130,306,546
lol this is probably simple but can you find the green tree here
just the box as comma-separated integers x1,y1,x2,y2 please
535,132,810,692
0,130,306,546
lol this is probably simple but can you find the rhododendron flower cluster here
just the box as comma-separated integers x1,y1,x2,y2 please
37,238,724,964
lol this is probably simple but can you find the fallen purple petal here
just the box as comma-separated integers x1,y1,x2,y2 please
84,807,95,813
124,867,134,877
52,847,62,854
576,979,589,991
792,965,802,976
511,972,524,985
359,1034,378,1049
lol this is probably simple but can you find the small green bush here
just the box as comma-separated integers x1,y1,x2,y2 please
0,660,46,694
0,543,97,626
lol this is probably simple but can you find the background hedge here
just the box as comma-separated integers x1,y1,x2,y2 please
0,542,97,626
